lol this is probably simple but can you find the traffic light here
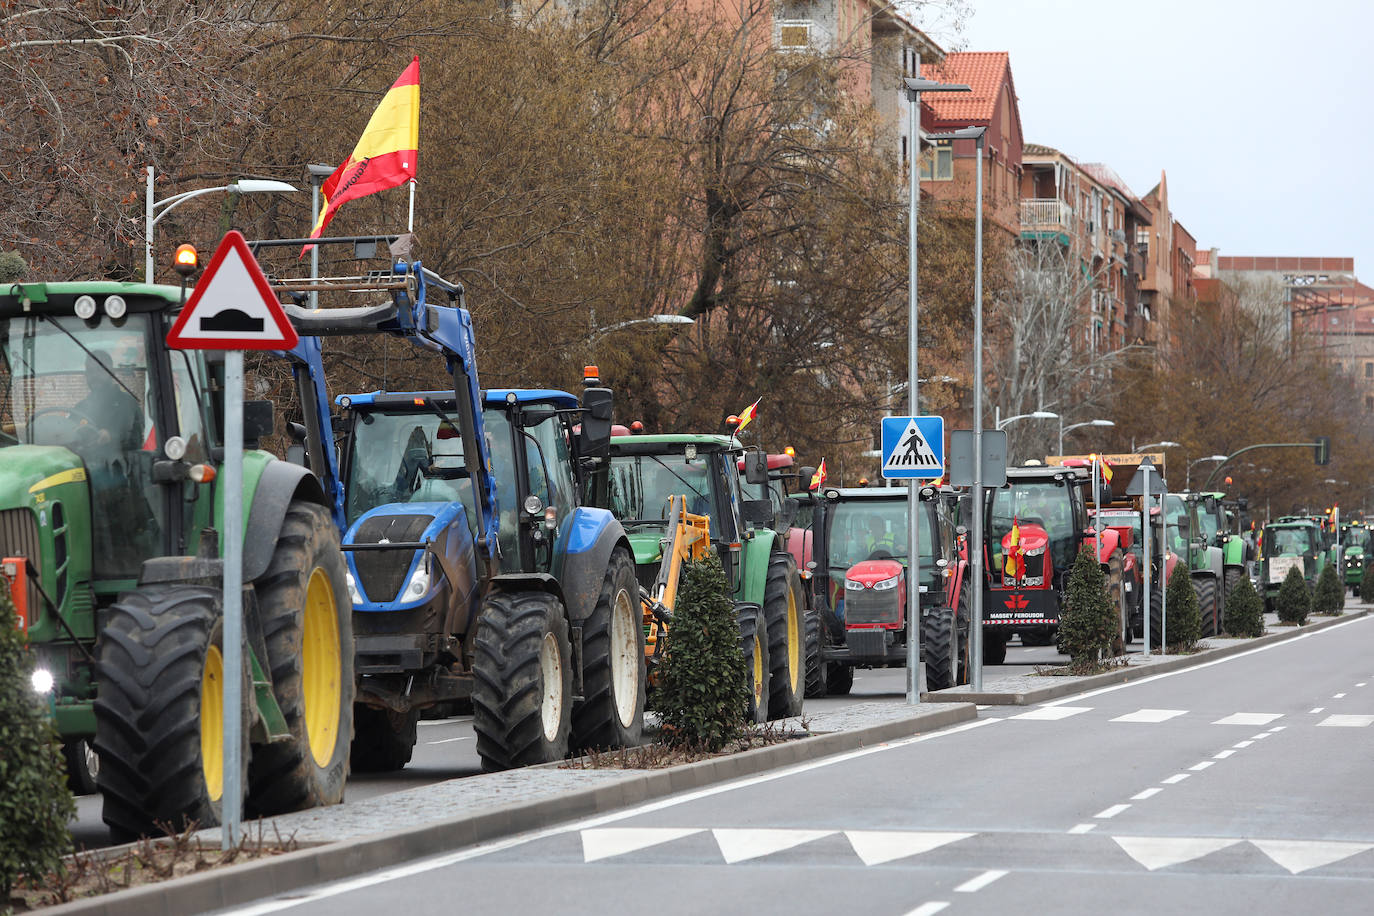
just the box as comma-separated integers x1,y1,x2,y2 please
1315,436,1331,465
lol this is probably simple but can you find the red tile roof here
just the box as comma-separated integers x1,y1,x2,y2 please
920,52,1012,124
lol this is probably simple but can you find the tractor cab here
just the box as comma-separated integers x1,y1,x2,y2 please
1259,519,1322,609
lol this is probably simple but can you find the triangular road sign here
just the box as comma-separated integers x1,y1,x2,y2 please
166,230,298,350
1124,457,1167,497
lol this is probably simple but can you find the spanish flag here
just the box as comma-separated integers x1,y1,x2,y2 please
1005,518,1022,578
1100,455,1114,484
809,459,827,491
302,57,420,256
736,398,761,434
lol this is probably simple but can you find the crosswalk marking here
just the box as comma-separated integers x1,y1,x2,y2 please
1115,836,1240,871
713,828,833,864
903,903,949,916
1212,712,1282,726
1012,706,1092,721
581,827,704,862
1316,714,1374,727
1111,708,1187,723
844,831,972,866
1310,707,1325,714
1252,839,1373,874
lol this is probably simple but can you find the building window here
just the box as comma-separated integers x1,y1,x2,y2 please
901,135,908,165
919,139,953,181
1366,362,1372,378
777,20,811,50
1367,395,1373,410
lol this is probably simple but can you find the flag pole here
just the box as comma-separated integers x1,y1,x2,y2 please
408,179,416,232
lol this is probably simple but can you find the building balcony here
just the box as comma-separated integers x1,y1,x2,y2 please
1020,199,1074,234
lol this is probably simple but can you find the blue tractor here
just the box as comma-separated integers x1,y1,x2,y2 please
267,243,641,772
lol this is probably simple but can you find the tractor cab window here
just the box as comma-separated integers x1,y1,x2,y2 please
610,453,718,535
0,315,161,578
344,409,475,534
989,481,1075,575
1345,526,1372,552
1268,527,1313,557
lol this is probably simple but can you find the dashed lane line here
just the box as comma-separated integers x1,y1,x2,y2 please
954,869,1009,893
1068,824,1097,834
1131,788,1163,800
1162,773,1190,784
1095,804,1131,819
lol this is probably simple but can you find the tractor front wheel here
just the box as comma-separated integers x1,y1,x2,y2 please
1195,575,1218,639
351,705,419,772
923,605,961,691
803,601,825,698
736,602,771,724
983,631,1008,666
571,548,646,752
247,501,354,817
763,554,805,719
95,585,249,841
472,591,573,770
826,662,854,695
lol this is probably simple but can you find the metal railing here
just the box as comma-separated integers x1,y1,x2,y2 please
1020,199,1074,230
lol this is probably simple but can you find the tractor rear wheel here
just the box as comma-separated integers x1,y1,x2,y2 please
826,663,853,696
246,501,354,817
923,605,960,691
350,705,419,772
95,585,249,841
571,548,646,753
736,602,770,724
1150,581,1165,649
803,601,825,698
473,591,572,770
1195,575,1218,639
983,631,1008,665
62,739,99,796
763,554,805,719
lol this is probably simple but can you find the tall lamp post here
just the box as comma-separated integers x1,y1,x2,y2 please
1186,455,1228,490
1135,440,1181,452
145,166,299,282
1059,418,1115,454
996,409,1058,431
588,314,694,360
901,74,970,704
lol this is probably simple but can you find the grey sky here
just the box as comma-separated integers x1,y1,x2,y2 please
939,0,1373,276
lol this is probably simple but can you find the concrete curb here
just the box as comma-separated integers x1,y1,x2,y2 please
924,609,1369,705
44,704,976,915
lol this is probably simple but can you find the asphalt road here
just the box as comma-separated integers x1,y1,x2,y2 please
224,615,1374,915
68,639,1062,849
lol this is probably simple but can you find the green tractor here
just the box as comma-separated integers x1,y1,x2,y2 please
1332,520,1371,596
1258,518,1323,613
606,434,809,720
1,281,352,840
1186,491,1249,623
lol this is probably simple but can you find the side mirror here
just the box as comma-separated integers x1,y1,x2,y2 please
243,400,275,448
579,387,613,456
1238,497,1249,510
287,421,308,443
743,450,768,485
741,498,774,526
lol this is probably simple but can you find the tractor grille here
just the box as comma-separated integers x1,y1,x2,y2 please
845,587,900,626
0,508,42,619
845,628,888,657
351,514,433,603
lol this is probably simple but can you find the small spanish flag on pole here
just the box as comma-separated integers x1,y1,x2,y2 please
735,397,761,434
302,57,420,256
1100,454,1114,484
1005,518,1022,579
809,459,827,491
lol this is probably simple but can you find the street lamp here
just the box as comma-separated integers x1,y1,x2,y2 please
1059,418,1115,454
1186,455,1228,489
996,409,1058,431
1135,440,1181,452
902,74,970,704
588,314,694,348
145,166,299,282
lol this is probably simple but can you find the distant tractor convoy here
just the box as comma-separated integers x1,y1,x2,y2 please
4,244,1356,840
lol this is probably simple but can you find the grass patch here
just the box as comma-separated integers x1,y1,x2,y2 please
563,719,808,769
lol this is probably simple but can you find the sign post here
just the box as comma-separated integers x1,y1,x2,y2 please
166,230,298,849
881,416,945,703
1125,459,1165,657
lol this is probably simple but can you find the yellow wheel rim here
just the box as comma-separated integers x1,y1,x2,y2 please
303,568,342,767
752,632,765,708
201,644,224,801
786,585,801,692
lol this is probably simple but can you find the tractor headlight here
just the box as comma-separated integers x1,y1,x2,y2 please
403,562,431,600
345,572,362,605
871,576,900,591
31,667,54,694
845,579,865,591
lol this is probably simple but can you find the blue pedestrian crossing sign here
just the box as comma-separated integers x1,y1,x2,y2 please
880,416,945,479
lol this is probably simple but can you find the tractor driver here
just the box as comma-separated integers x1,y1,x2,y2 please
865,517,896,558
73,350,143,453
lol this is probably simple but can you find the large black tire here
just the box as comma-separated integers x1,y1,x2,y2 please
94,585,249,840
763,554,806,719
736,602,770,724
1223,567,1244,628
923,606,960,691
1019,631,1054,647
571,548,646,752
350,705,418,772
826,662,854,695
983,630,1008,666
472,590,573,770
803,601,825,698
63,739,99,796
1195,574,1218,639
1150,581,1165,649
246,501,354,817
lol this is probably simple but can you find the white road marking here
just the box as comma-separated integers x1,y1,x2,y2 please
954,869,1009,893
426,736,472,745
1233,740,1254,748
1068,823,1097,834
713,828,833,863
1333,693,1347,698
1317,714,1374,727
1268,726,1287,732
1310,707,1325,714
1095,804,1131,819
1162,774,1190,784
844,831,972,866
1358,683,1368,687
1189,761,1214,771
1131,788,1163,800
1252,839,1374,874
1011,705,1091,721
581,827,703,862
1111,708,1187,723
1214,750,1236,759
1212,712,1282,726
902,902,949,916
1115,836,1240,871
